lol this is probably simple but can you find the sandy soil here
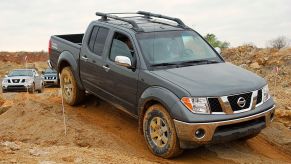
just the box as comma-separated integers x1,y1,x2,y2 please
0,88,290,163
0,49,290,163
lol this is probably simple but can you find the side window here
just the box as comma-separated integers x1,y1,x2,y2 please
93,27,109,56
109,32,134,61
87,26,109,56
88,26,99,51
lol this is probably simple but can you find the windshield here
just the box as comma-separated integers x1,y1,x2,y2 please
45,68,57,74
137,30,222,66
8,70,33,77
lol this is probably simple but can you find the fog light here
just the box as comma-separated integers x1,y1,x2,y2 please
194,128,205,139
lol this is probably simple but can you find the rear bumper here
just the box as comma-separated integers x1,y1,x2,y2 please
174,105,275,148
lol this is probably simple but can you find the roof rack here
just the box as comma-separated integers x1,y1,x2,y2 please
137,11,187,28
95,12,143,31
95,11,188,31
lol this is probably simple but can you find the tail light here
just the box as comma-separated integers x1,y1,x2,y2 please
48,39,52,54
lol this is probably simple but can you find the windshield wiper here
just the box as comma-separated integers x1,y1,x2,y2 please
151,62,178,67
179,59,220,65
151,60,220,67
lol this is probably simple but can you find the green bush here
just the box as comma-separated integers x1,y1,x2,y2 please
204,34,230,49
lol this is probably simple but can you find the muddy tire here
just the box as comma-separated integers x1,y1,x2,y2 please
143,104,183,158
38,83,44,93
60,67,85,106
29,83,35,94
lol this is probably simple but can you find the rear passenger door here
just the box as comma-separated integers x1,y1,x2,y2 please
80,25,110,96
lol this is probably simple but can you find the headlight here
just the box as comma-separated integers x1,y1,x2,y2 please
262,85,271,102
181,97,210,114
2,79,8,83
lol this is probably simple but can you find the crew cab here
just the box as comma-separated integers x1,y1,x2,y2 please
48,11,275,158
2,69,44,93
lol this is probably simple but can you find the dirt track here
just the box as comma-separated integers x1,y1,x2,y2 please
0,88,290,163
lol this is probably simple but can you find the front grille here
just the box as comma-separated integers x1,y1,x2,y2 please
208,89,265,114
45,76,56,80
227,92,252,111
12,79,20,83
208,98,223,112
257,89,262,104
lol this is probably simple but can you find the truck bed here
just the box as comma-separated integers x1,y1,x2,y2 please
49,34,84,70
56,34,84,45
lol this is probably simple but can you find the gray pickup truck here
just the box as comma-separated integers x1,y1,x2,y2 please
48,11,275,158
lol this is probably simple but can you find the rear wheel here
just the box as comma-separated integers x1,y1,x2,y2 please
143,104,183,158
60,67,85,105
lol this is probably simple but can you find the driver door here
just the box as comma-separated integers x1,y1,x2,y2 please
101,31,139,115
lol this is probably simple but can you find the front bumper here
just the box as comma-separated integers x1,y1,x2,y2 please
44,80,58,85
174,105,275,148
2,84,33,91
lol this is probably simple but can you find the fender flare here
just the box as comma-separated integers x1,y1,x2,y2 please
57,51,84,90
137,86,181,133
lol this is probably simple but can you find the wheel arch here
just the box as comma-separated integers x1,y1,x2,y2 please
137,86,181,134
57,51,84,90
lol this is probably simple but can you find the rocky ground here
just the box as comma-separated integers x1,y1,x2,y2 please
0,49,290,163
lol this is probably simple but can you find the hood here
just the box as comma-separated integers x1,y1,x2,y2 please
6,76,33,80
44,73,57,76
152,63,266,97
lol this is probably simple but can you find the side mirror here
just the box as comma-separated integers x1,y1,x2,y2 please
4,75,8,78
214,47,221,54
115,56,132,68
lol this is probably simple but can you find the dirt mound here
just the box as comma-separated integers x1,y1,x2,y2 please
0,52,48,64
0,89,291,163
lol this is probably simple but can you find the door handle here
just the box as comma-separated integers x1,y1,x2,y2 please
102,65,110,72
81,56,88,61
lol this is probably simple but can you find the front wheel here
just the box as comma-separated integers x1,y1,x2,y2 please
143,104,183,158
38,83,44,93
60,67,85,106
29,83,35,94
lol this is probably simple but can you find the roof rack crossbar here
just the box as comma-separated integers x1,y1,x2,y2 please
95,12,142,31
137,11,187,28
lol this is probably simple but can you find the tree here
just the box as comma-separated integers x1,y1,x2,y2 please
267,36,289,49
204,34,230,49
